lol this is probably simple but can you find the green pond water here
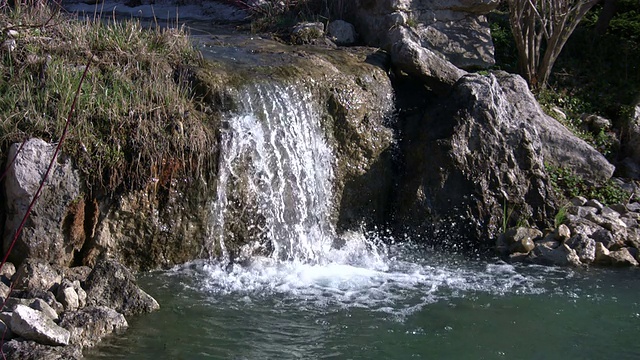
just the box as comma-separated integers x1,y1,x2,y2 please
85,240,640,360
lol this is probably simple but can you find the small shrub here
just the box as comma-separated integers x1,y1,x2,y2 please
546,164,629,205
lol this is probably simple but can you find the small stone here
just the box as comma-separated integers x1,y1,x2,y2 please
627,202,640,212
509,237,535,254
529,244,581,266
0,262,16,283
535,233,560,248
327,20,357,45
57,283,79,311
601,207,621,219
554,224,571,241
570,196,588,206
585,199,605,211
610,204,628,215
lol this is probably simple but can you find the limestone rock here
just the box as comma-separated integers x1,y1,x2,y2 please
389,26,466,93
566,234,596,264
29,299,58,321
83,258,159,316
0,262,16,282
393,72,554,242
609,248,639,267
11,305,70,346
554,224,571,241
2,138,82,266
13,258,61,293
1,339,82,360
56,282,79,311
529,244,581,266
327,20,357,45
353,0,499,69
60,306,128,348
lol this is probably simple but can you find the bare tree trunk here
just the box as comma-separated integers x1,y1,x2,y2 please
507,0,600,89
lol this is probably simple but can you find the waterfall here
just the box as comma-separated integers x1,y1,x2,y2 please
209,82,336,264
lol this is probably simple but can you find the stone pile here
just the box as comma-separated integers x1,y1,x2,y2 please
0,258,159,359
499,196,640,267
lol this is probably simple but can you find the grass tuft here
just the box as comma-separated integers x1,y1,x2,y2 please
0,2,215,195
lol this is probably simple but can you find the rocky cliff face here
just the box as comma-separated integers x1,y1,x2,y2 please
353,0,499,70
393,72,613,245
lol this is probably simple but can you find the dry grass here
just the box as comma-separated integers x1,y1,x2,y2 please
0,1,216,194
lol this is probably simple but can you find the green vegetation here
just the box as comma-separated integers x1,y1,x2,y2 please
0,3,216,194
546,164,629,205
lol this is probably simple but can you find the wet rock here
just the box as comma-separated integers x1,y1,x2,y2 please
535,233,561,249
394,72,554,242
83,258,159,316
13,258,61,293
60,306,128,348
327,20,357,45
529,244,581,266
2,138,82,266
1,339,82,360
11,305,70,346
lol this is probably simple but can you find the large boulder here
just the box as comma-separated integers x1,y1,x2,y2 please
11,304,70,346
2,138,82,267
60,306,128,348
389,26,467,93
83,258,159,317
394,72,613,245
13,258,62,293
353,0,499,69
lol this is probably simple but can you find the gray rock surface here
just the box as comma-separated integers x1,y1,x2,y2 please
328,20,357,45
14,258,61,293
83,258,159,316
395,73,553,242
2,138,82,267
29,299,59,321
1,339,82,360
389,26,466,92
60,306,128,348
353,0,499,69
11,305,70,346
529,244,581,266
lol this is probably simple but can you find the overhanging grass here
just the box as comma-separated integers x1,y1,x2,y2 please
0,2,216,194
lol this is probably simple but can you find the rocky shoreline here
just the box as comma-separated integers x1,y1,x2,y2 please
499,194,640,267
0,257,158,359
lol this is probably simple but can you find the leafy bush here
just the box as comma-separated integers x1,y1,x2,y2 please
546,164,629,205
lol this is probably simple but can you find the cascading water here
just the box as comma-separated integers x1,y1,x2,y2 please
86,79,640,360
209,82,338,264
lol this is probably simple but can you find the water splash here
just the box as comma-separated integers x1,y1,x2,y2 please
201,81,547,318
